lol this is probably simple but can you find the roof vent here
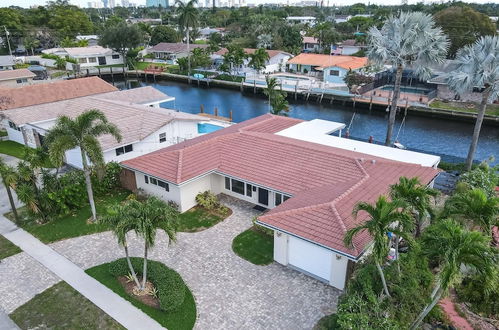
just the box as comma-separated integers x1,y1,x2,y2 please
371,159,376,164
359,158,364,162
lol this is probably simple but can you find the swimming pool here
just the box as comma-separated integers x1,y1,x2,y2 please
198,123,224,133
380,85,433,95
273,74,311,81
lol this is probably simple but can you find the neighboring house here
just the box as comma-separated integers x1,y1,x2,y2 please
120,114,439,290
42,46,123,67
0,69,36,88
303,37,320,53
0,56,14,70
198,27,225,40
76,35,99,46
333,39,366,56
287,54,368,85
148,43,209,64
333,15,352,24
212,48,292,74
286,16,316,26
1,78,227,169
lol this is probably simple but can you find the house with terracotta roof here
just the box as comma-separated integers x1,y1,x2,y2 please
120,114,440,289
287,54,368,85
212,48,292,75
42,46,123,68
302,37,320,53
0,68,36,88
1,77,227,168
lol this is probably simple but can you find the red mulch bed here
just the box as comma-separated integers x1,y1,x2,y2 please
117,276,160,309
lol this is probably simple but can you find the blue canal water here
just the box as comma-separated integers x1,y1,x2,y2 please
115,79,499,164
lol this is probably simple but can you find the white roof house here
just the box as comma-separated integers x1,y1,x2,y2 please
0,55,15,71
286,16,316,25
43,46,123,68
1,79,229,169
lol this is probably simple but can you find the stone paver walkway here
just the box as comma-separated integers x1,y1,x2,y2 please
0,195,339,329
0,216,163,330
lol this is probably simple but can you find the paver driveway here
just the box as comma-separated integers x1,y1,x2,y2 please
1,195,340,329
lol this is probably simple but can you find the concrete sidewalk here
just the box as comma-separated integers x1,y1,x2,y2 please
0,216,164,330
0,308,20,330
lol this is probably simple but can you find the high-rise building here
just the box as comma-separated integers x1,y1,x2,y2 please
109,0,116,7
121,0,129,6
101,0,108,7
146,0,169,7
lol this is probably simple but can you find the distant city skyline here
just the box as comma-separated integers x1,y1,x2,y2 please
2,0,494,8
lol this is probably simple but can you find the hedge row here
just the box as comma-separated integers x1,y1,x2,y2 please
108,257,186,312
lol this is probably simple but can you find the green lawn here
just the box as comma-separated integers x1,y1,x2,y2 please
177,206,227,232
86,263,197,330
10,281,124,330
430,100,499,117
193,40,207,44
216,74,244,83
0,235,21,259
232,227,274,265
0,130,7,137
134,61,169,71
0,141,54,167
5,190,130,243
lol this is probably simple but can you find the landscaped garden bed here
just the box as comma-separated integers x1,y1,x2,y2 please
86,258,197,330
10,281,124,329
232,224,274,265
4,189,130,243
0,235,21,259
0,141,53,167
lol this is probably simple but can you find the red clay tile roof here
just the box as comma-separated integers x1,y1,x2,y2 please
122,114,439,258
287,53,368,70
0,68,36,81
0,77,118,110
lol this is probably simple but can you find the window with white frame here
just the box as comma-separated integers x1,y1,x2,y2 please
88,57,97,63
144,175,169,191
329,70,340,76
159,132,166,143
115,144,133,156
112,54,120,59
275,193,291,206
78,58,87,63
231,179,245,195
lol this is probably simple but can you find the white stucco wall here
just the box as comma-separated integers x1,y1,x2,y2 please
0,77,33,88
6,126,24,145
74,54,124,67
179,174,214,212
263,54,291,73
329,253,349,290
135,172,182,207
273,231,288,264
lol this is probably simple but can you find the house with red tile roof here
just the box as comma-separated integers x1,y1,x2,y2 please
121,114,440,289
287,54,368,85
212,48,292,74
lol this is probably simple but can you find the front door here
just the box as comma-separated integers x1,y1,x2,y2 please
98,56,106,65
258,188,269,206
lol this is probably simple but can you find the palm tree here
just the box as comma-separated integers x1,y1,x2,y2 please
101,196,178,291
410,219,497,329
44,110,121,222
248,48,270,74
176,0,199,79
367,12,449,146
390,177,438,238
444,188,499,238
0,158,19,223
264,76,291,116
344,196,411,297
446,36,499,170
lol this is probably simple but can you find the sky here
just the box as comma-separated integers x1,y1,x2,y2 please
1,0,495,8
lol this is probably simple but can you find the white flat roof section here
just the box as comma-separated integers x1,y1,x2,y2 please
276,120,440,168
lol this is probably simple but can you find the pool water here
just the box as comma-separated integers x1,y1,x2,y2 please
198,123,224,133
273,75,311,81
381,85,432,95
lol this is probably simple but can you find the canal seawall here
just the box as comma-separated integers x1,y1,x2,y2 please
92,70,499,127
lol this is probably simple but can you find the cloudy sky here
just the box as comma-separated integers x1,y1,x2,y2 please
3,0,494,8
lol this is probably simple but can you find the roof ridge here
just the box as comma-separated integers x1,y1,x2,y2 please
176,149,184,182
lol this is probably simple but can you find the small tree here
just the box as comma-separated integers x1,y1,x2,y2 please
0,158,19,223
101,196,179,291
410,219,497,329
150,25,179,45
264,76,290,116
248,48,270,74
344,196,411,297
45,110,121,222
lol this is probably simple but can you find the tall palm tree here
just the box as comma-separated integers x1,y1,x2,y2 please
390,176,438,238
248,48,270,74
101,196,178,291
410,219,497,329
344,196,411,297
176,0,199,79
367,12,449,146
45,110,121,222
0,158,19,223
446,36,499,170
444,188,499,238
264,76,290,116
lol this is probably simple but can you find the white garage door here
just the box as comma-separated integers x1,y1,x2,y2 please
288,236,332,281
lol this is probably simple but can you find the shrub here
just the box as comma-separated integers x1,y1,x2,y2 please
92,162,122,195
459,165,498,197
108,257,186,312
251,216,273,236
456,271,499,318
195,191,230,216
42,170,87,214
